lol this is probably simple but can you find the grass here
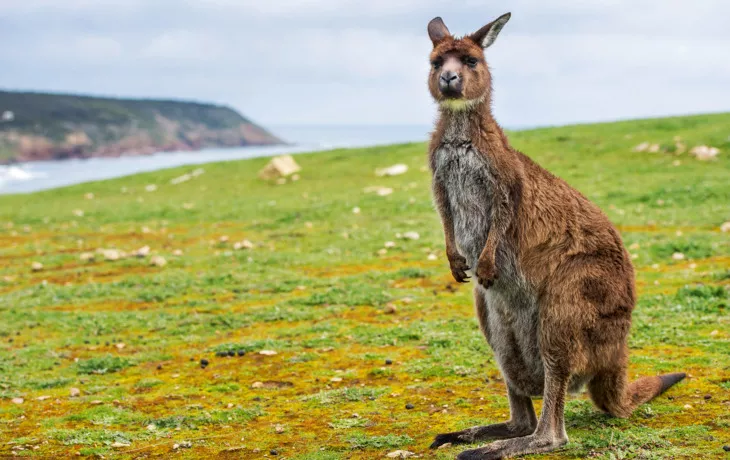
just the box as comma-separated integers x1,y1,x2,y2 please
0,112,729,458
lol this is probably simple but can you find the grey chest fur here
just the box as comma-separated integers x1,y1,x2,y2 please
433,143,495,269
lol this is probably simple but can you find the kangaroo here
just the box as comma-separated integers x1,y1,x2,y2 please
425,13,685,460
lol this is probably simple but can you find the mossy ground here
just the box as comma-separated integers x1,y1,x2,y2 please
1,113,729,458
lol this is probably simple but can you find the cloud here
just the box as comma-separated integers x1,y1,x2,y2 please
0,0,728,126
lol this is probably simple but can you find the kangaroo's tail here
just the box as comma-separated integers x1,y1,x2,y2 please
588,370,686,418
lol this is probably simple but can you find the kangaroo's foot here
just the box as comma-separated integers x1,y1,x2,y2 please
456,432,568,460
430,421,535,449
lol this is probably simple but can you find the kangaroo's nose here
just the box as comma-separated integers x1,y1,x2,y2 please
438,71,462,96
440,71,459,84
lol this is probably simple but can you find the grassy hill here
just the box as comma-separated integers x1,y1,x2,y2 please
0,113,728,459
0,90,282,163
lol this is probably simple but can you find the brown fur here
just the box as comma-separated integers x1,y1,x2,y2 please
425,14,685,460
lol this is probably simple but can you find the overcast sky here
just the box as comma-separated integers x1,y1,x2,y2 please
1,0,729,128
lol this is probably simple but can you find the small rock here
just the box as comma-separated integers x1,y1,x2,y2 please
258,155,301,180
683,404,692,410
237,350,246,356
384,304,397,314
37,395,51,401
69,388,81,397
437,442,452,449
291,174,300,181
234,240,254,250
386,450,415,458
352,207,361,214
330,377,343,382
111,442,130,448
11,397,23,404
251,382,264,389
376,164,408,177
703,394,711,400
377,248,388,256
672,252,685,261
427,254,438,261
31,262,43,272
150,256,167,267
690,145,720,161
710,330,719,336
633,142,650,152
200,359,209,368
723,445,730,452
384,241,396,248
364,186,394,196
72,209,84,217
219,235,229,243
172,249,183,256
402,231,420,240
115,343,126,350
275,424,285,433
103,249,121,261
134,246,150,258
385,359,393,365
276,178,287,185
270,449,279,456
721,222,730,233
146,424,156,431
227,350,236,357
79,252,95,262
90,400,103,405
259,350,277,356
84,192,95,200
405,403,414,410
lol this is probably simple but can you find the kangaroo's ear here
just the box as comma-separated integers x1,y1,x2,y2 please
470,12,511,49
428,17,451,46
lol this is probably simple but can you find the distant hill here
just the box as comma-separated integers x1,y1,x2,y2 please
0,90,283,163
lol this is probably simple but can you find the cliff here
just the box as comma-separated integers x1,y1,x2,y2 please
0,90,283,163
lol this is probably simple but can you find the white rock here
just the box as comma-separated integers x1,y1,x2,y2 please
111,442,130,448
376,164,409,177
69,388,81,397
103,249,121,261
330,377,343,382
690,145,720,160
672,252,685,261
384,241,396,248
402,231,420,240
79,252,95,262
172,249,183,256
170,174,191,185
37,395,51,401
31,262,43,272
377,249,388,256
11,397,23,404
352,207,361,214
259,350,277,356
633,142,650,152
135,246,150,258
258,155,301,179
150,256,167,267
720,222,730,232
427,254,438,261
145,184,158,192
234,240,254,250
72,209,84,217
386,450,415,458
251,382,264,388
364,186,394,196
647,143,660,153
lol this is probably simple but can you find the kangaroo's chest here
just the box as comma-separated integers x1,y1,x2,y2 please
433,144,496,267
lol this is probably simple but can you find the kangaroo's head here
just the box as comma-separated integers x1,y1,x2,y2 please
427,13,511,111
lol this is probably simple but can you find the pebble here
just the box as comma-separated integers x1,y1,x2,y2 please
31,262,43,272
721,222,730,233
427,254,438,261
37,395,51,401
134,246,150,258
672,252,685,261
69,388,81,397
437,443,452,449
383,304,397,314
275,424,285,434
227,350,236,357
352,207,361,214
683,404,692,410
237,350,246,357
150,256,167,267
259,350,277,356
384,241,396,248
703,394,712,400
200,359,209,369
330,377,343,382
385,359,393,365
270,449,279,456
251,382,264,389
386,450,415,458
402,231,420,240
405,403,414,410
723,445,730,452
79,252,95,262
11,397,23,404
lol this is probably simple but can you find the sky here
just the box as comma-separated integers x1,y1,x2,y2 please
1,0,729,128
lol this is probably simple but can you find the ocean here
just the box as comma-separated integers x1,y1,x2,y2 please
0,124,433,194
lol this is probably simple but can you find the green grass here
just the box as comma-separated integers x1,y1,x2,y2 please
0,112,729,458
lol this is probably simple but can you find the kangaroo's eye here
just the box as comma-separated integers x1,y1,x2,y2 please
432,58,443,69
464,57,479,68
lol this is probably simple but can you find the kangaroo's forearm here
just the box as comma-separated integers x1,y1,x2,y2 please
432,179,458,254
479,183,514,263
